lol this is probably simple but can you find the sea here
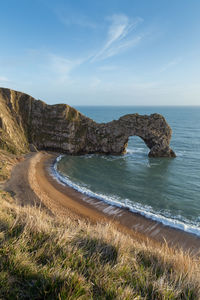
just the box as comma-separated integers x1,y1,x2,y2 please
53,106,200,236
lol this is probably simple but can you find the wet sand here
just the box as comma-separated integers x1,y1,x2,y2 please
4,151,200,255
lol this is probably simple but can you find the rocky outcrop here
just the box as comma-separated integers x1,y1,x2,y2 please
0,88,176,157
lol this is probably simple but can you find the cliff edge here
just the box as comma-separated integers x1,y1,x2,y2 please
0,88,175,157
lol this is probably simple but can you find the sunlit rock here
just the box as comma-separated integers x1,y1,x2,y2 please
0,88,176,157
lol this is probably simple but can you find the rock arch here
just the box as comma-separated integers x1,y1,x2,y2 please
0,88,176,158
84,113,176,157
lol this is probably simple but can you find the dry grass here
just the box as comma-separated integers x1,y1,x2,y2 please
0,150,23,181
0,189,200,300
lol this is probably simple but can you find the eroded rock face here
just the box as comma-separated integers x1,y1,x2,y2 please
0,88,176,157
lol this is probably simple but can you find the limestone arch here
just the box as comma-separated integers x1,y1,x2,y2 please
101,113,176,157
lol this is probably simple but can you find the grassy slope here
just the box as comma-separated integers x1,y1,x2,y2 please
0,150,23,181
0,152,200,300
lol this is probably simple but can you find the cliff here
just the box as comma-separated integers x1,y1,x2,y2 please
0,88,175,157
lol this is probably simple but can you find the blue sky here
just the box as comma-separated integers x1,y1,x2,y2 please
0,0,200,105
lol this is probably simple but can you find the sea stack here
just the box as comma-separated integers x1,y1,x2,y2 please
0,88,176,157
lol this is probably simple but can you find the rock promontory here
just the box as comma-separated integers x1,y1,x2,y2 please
0,88,176,157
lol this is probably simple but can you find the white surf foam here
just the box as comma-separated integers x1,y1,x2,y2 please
126,148,147,154
51,155,200,237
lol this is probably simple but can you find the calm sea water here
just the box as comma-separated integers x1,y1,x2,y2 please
55,106,200,236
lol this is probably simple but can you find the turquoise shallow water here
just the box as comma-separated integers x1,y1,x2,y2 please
55,106,200,236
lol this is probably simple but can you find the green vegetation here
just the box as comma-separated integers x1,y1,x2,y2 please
0,187,199,299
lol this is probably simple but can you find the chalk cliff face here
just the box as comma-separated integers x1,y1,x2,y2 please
0,88,176,157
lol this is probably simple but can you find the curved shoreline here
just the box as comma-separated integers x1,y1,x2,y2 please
53,155,200,238
4,151,200,254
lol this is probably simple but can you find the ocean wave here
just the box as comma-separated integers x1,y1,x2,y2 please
51,155,200,237
126,148,147,154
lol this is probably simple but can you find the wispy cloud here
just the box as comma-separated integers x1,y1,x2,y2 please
91,14,143,62
19,14,144,86
0,76,9,83
159,57,182,73
89,77,101,89
56,9,96,29
48,54,83,83
98,65,118,71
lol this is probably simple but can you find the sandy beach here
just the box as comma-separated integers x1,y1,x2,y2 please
4,151,200,255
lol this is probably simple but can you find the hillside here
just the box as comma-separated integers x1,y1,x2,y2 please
0,183,200,299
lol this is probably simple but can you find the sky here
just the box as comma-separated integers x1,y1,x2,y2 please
0,0,200,106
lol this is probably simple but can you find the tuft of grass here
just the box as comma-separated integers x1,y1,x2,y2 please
0,150,23,182
0,191,199,299
0,129,27,155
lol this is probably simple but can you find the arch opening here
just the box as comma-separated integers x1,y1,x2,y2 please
125,135,149,156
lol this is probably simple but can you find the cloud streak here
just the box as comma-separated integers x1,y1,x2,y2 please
0,76,9,83
91,14,143,62
22,14,144,86
98,65,118,71
48,54,83,83
56,8,97,29
159,57,182,73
